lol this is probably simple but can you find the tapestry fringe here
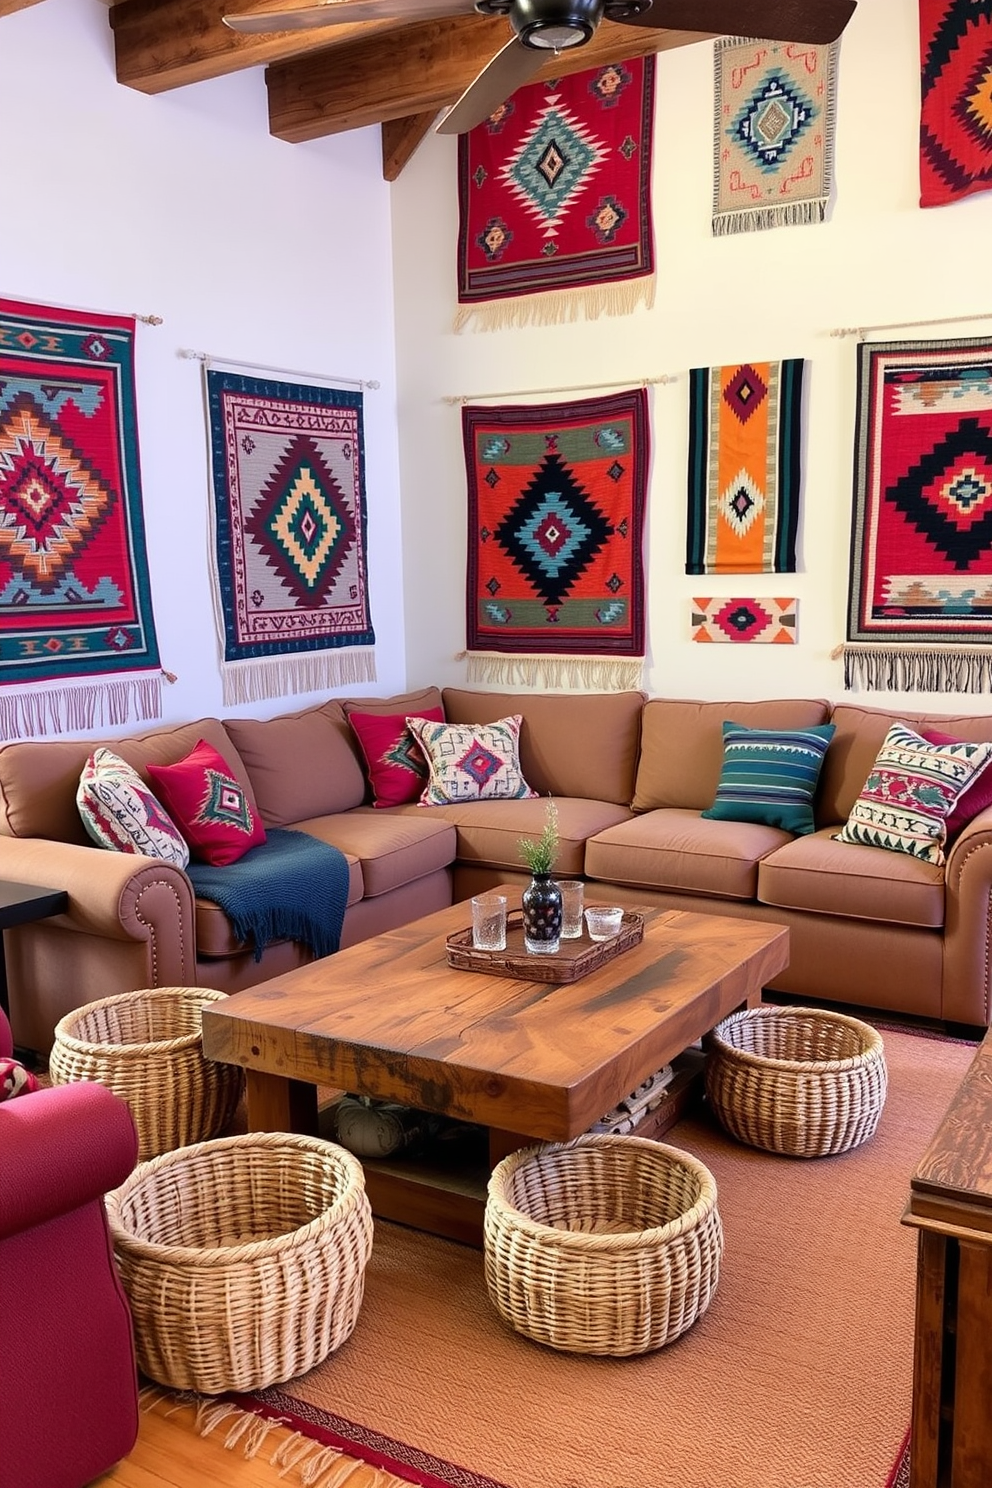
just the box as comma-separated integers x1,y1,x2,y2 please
454,275,655,334
0,673,163,742
192,1396,397,1488
461,650,644,691
838,644,992,693
712,198,827,237
221,650,377,708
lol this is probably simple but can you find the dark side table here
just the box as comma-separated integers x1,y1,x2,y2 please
0,880,69,1024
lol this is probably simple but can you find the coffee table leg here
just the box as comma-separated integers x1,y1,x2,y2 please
245,1069,319,1136
489,1128,532,1167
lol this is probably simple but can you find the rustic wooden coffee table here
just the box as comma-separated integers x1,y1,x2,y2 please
201,896,789,1244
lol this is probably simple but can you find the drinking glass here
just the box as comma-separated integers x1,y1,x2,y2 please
584,906,623,942
557,880,585,938
471,893,507,951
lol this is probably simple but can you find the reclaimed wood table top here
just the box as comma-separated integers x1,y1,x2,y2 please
907,1027,991,1236
201,896,789,1142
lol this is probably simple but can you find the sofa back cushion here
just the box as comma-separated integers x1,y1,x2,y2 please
441,688,645,805
820,703,992,825
224,700,367,827
632,698,832,812
0,718,255,843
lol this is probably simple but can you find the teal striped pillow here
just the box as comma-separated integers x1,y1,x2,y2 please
701,721,836,835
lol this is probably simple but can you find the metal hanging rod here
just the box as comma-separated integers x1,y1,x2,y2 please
443,373,676,406
178,348,380,391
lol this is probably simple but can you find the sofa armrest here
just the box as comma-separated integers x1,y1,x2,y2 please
0,1081,138,1240
943,806,992,1026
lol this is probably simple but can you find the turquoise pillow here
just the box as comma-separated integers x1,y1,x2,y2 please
701,721,836,835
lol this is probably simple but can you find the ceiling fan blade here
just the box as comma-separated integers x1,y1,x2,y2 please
617,0,857,44
436,36,548,135
223,0,471,35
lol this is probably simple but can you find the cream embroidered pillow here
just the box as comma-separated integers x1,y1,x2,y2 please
405,714,537,806
77,748,190,869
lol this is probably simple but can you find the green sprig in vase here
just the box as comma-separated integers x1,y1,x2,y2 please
519,798,563,955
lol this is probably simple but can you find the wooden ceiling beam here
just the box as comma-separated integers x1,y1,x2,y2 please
266,16,712,143
382,113,437,182
0,0,46,14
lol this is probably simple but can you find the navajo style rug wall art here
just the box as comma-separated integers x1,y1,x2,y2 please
455,57,655,331
691,596,798,643
686,359,804,574
919,0,992,208
713,38,839,235
0,297,162,740
844,336,992,692
462,388,648,689
204,367,375,706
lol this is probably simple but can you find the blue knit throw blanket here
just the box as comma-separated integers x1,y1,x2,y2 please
187,828,350,963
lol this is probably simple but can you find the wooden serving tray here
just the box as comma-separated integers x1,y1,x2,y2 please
445,910,644,984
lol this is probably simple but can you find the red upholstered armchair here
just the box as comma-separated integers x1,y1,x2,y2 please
0,1008,141,1488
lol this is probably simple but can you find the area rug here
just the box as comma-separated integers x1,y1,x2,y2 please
713,38,838,236
462,388,648,689
0,296,162,738
191,1024,976,1488
203,365,376,708
686,359,804,574
919,0,992,208
843,334,992,692
455,58,655,332
691,596,798,643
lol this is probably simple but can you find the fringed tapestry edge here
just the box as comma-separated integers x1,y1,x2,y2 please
454,276,655,334
461,650,644,692
837,644,992,693
712,199,828,237
0,673,163,742
221,649,377,708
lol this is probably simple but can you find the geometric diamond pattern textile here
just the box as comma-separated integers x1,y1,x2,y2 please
844,336,992,691
462,389,649,689
686,360,804,574
0,297,162,739
920,0,992,208
204,367,376,707
456,58,655,331
713,38,838,235
691,597,798,643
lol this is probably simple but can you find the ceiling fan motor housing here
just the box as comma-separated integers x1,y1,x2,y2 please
476,0,606,49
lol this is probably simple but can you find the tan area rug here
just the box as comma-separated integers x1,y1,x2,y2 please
195,1026,974,1488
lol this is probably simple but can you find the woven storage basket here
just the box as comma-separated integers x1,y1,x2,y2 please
485,1133,723,1356
105,1130,374,1394
703,1005,888,1158
48,986,243,1161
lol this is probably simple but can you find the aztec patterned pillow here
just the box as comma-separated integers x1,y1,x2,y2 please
77,748,190,869
922,729,992,841
405,714,537,807
835,722,992,866
701,721,836,835
147,738,266,866
0,1056,40,1101
348,706,444,809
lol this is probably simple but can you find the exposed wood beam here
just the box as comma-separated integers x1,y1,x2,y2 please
0,0,45,14
267,16,713,143
382,112,437,182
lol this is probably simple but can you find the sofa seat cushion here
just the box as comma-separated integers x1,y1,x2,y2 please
382,797,632,877
195,850,364,957
584,809,791,900
292,810,456,899
757,828,945,928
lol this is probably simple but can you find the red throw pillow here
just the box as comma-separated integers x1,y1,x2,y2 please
922,728,992,840
147,738,266,865
348,707,444,808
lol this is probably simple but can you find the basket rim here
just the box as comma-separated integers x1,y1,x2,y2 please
52,986,229,1058
706,1005,886,1074
487,1133,719,1251
105,1130,369,1265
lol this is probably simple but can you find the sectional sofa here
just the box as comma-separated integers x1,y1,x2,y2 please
2,683,992,1053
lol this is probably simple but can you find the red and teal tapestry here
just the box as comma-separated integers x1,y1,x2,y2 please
0,297,161,740
920,0,992,208
463,388,648,689
844,336,992,692
455,58,655,332
205,367,375,707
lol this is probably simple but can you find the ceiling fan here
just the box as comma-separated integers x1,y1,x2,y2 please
223,0,857,134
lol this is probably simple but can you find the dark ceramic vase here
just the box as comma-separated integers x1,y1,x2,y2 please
521,873,563,955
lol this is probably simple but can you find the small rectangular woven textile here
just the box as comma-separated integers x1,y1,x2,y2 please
205,367,375,707
0,296,162,739
844,336,992,692
691,597,798,643
456,58,655,331
713,38,838,236
686,360,804,575
919,0,992,208
463,388,648,690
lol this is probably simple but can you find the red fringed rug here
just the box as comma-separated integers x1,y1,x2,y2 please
919,0,992,208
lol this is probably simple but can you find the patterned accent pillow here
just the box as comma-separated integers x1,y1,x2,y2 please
405,714,537,806
835,722,992,866
922,729,992,841
77,748,190,869
348,706,444,809
0,1056,40,1101
701,721,836,835
147,738,266,866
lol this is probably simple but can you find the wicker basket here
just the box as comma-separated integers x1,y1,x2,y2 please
484,1133,723,1356
703,1005,888,1158
105,1130,374,1394
48,986,243,1161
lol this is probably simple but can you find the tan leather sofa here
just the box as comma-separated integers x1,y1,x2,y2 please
2,684,992,1052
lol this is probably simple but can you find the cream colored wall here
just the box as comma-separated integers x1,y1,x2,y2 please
391,0,992,712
